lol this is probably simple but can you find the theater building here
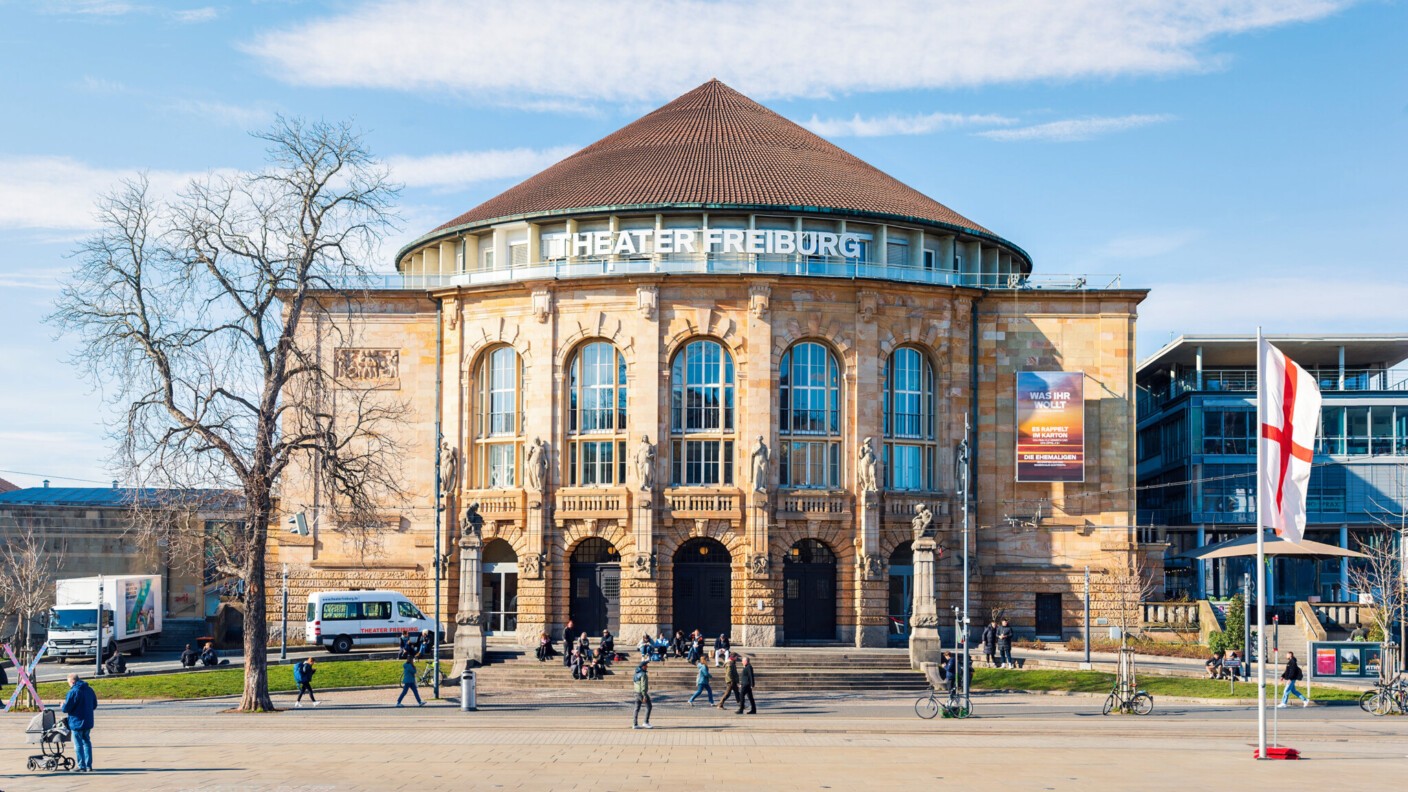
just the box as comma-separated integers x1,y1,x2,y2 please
268,80,1148,664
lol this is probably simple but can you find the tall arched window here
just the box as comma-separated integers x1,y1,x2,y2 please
475,346,522,488
670,339,735,486
882,347,935,491
567,341,627,486
779,341,841,488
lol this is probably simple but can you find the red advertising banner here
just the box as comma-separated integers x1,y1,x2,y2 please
1016,371,1085,483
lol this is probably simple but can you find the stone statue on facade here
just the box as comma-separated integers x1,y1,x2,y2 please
520,553,543,579
750,435,770,492
631,552,657,578
857,437,879,493
634,434,656,491
525,437,548,491
911,502,934,541
439,441,459,511
748,553,771,577
461,502,483,540
859,553,885,580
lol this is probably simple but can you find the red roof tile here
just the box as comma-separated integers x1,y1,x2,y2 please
428,80,1000,240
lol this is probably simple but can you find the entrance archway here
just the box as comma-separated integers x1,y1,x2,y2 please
887,541,913,643
569,538,621,635
783,538,837,641
483,539,518,634
672,538,732,638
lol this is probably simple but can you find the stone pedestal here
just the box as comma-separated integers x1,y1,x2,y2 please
908,537,942,668
855,492,887,647
452,531,486,673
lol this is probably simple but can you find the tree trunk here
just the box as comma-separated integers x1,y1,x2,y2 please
237,508,275,712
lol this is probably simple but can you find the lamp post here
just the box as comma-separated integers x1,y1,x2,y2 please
433,431,443,700
95,574,104,678
958,414,971,709
1084,566,1091,667
280,563,289,662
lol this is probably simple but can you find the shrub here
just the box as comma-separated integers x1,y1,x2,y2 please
1222,595,1246,651
1208,630,1228,655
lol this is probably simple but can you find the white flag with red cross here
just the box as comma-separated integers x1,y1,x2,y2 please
1258,338,1322,543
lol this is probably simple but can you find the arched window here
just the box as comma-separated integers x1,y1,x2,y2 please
779,341,841,489
475,346,522,488
567,341,627,486
882,347,935,491
669,339,735,486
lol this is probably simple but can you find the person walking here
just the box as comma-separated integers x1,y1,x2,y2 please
294,657,318,707
61,673,97,773
736,656,757,715
996,619,1014,668
1278,651,1310,708
688,659,714,706
396,657,424,707
981,621,998,667
632,661,654,729
717,654,740,709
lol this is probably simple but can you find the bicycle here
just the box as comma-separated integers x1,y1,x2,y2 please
1102,679,1154,716
1358,675,1407,716
915,683,971,719
417,658,448,687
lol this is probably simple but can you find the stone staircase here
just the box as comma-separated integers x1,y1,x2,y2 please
152,618,209,652
472,644,930,692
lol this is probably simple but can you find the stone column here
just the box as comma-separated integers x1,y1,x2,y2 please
452,530,486,673
620,283,663,641
743,282,779,646
853,290,887,647
909,537,942,667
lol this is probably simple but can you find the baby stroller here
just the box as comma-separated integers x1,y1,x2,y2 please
25,710,75,772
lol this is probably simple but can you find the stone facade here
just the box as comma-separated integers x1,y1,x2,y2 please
266,276,1148,663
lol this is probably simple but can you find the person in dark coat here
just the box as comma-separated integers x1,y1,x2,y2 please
180,643,199,669
1279,651,1310,707
563,620,578,667
632,661,653,729
981,621,998,667
717,654,741,709
396,658,424,706
200,642,220,667
61,673,98,772
938,651,956,690
600,630,615,658
995,619,1015,668
294,657,318,707
736,656,757,714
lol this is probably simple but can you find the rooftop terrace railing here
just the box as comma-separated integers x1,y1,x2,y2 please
358,253,1124,292
1140,367,1408,413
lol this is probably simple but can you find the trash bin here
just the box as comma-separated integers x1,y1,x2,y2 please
460,668,477,711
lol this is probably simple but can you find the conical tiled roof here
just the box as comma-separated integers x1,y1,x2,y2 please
429,80,1001,241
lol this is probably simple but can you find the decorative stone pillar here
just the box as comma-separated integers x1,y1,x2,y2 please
452,529,486,673
619,283,663,642
909,536,942,667
743,281,778,646
855,489,888,647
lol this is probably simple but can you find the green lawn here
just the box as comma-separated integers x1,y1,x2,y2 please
972,668,1361,701
32,659,411,701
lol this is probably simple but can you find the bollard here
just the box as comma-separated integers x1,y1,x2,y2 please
460,668,477,711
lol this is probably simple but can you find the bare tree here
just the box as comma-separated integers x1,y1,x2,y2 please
52,118,406,712
1352,464,1408,667
0,523,64,709
1093,551,1156,648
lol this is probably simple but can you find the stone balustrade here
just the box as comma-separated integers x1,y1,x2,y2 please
461,489,526,524
664,488,742,521
1141,601,1200,627
1312,602,1368,629
555,487,630,519
775,491,851,521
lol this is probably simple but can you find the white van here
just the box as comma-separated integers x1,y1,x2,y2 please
305,590,437,654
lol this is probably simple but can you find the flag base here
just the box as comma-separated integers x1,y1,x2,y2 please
1254,746,1301,760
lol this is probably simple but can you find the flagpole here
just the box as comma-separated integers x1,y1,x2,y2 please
1256,326,1268,757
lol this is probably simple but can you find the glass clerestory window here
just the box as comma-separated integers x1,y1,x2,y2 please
779,342,841,488
882,347,935,491
670,340,735,486
568,342,628,487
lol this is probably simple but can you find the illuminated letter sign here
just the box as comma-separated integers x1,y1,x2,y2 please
1016,371,1085,483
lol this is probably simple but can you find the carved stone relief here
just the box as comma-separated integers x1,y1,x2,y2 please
333,348,399,382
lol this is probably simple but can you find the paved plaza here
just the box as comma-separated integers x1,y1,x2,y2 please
3,686,1405,791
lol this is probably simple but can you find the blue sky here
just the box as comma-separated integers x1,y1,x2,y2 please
1,0,1404,487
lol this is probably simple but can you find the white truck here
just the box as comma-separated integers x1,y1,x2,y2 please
48,575,163,660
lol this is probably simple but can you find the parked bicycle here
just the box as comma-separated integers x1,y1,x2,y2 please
417,659,448,687
1358,675,1407,716
1102,678,1154,716
915,682,971,720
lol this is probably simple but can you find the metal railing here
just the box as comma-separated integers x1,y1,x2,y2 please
365,254,1124,292
1141,367,1408,412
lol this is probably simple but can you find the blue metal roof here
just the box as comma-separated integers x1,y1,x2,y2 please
0,487,241,509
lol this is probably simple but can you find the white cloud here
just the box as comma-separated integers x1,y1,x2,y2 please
244,0,1354,104
385,145,579,191
172,6,220,23
46,2,220,21
977,114,1174,142
0,156,213,231
0,269,66,290
165,100,274,128
1093,230,1202,260
801,111,1015,138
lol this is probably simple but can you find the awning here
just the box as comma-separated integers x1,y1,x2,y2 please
1178,532,1368,561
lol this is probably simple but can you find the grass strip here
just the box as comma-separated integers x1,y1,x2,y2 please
972,668,1361,701
33,659,409,701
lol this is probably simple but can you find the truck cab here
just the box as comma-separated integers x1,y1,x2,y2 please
47,607,116,660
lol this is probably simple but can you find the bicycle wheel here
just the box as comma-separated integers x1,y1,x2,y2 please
1132,693,1154,715
1359,689,1378,713
915,695,941,719
1368,691,1393,716
1102,694,1116,716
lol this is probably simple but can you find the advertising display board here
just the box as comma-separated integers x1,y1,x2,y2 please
1309,641,1383,678
1016,371,1085,482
